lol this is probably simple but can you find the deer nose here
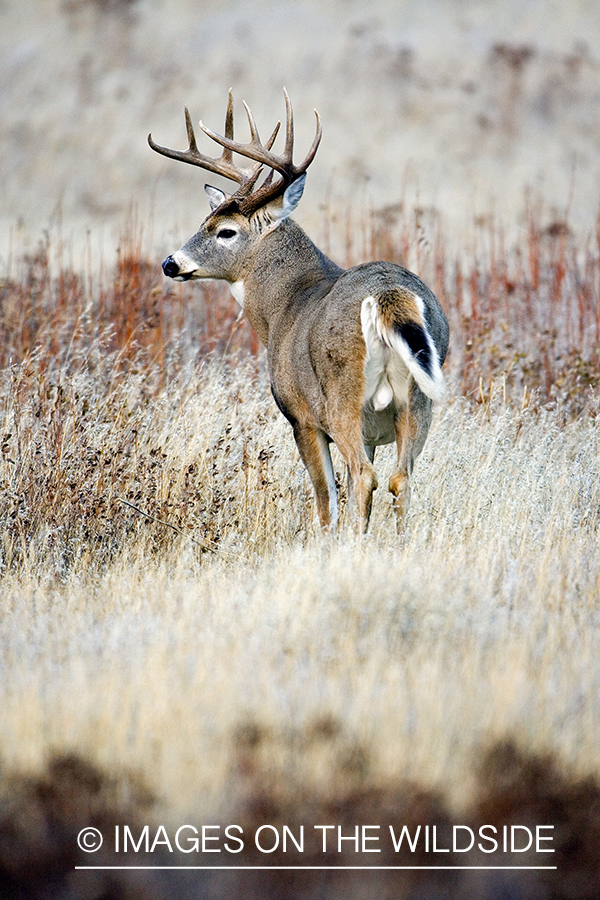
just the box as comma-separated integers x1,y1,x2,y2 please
162,256,180,278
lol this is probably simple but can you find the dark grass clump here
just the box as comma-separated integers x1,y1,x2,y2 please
0,755,155,900
230,723,600,900
474,741,600,900
2,733,598,899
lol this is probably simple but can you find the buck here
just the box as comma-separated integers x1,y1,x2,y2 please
149,91,449,533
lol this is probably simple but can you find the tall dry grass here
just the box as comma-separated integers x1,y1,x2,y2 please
1,199,600,897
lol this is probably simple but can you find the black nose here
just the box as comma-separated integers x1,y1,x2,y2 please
162,256,180,278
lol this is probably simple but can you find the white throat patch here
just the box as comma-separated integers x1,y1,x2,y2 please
230,280,245,308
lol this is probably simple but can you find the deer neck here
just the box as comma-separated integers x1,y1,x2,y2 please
237,220,344,345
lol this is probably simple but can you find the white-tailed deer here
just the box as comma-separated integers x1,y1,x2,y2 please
149,90,449,533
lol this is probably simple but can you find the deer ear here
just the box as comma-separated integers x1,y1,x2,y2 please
205,184,228,211
273,174,306,221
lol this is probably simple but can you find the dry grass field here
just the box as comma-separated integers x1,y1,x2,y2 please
1,202,600,898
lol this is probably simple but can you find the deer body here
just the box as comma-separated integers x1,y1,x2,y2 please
150,92,449,533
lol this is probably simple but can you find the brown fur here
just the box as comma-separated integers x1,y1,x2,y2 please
375,286,423,332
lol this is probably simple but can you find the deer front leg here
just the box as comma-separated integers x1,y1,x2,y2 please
292,424,338,531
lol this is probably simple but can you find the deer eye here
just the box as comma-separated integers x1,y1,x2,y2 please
216,228,237,240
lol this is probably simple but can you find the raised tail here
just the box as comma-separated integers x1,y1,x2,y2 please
361,287,447,405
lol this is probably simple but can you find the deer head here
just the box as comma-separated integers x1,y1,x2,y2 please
148,89,322,282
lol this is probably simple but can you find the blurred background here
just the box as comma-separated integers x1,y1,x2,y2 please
1,0,600,265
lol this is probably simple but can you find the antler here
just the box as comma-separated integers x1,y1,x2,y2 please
148,89,278,186
148,89,322,216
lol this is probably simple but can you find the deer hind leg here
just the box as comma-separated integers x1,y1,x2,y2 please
346,444,376,511
329,429,377,534
292,423,338,531
389,389,433,533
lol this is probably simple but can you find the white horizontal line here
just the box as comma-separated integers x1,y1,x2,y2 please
75,865,557,871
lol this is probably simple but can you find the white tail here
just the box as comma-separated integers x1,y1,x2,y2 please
361,291,447,407
149,91,449,533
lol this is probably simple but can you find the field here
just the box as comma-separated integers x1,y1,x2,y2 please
1,201,600,898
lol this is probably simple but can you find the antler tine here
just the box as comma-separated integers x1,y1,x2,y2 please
297,108,322,173
264,122,281,151
220,89,235,167
224,89,234,141
184,107,199,154
282,87,294,164
242,100,262,146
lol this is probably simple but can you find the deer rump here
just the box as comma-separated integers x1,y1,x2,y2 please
270,261,448,449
